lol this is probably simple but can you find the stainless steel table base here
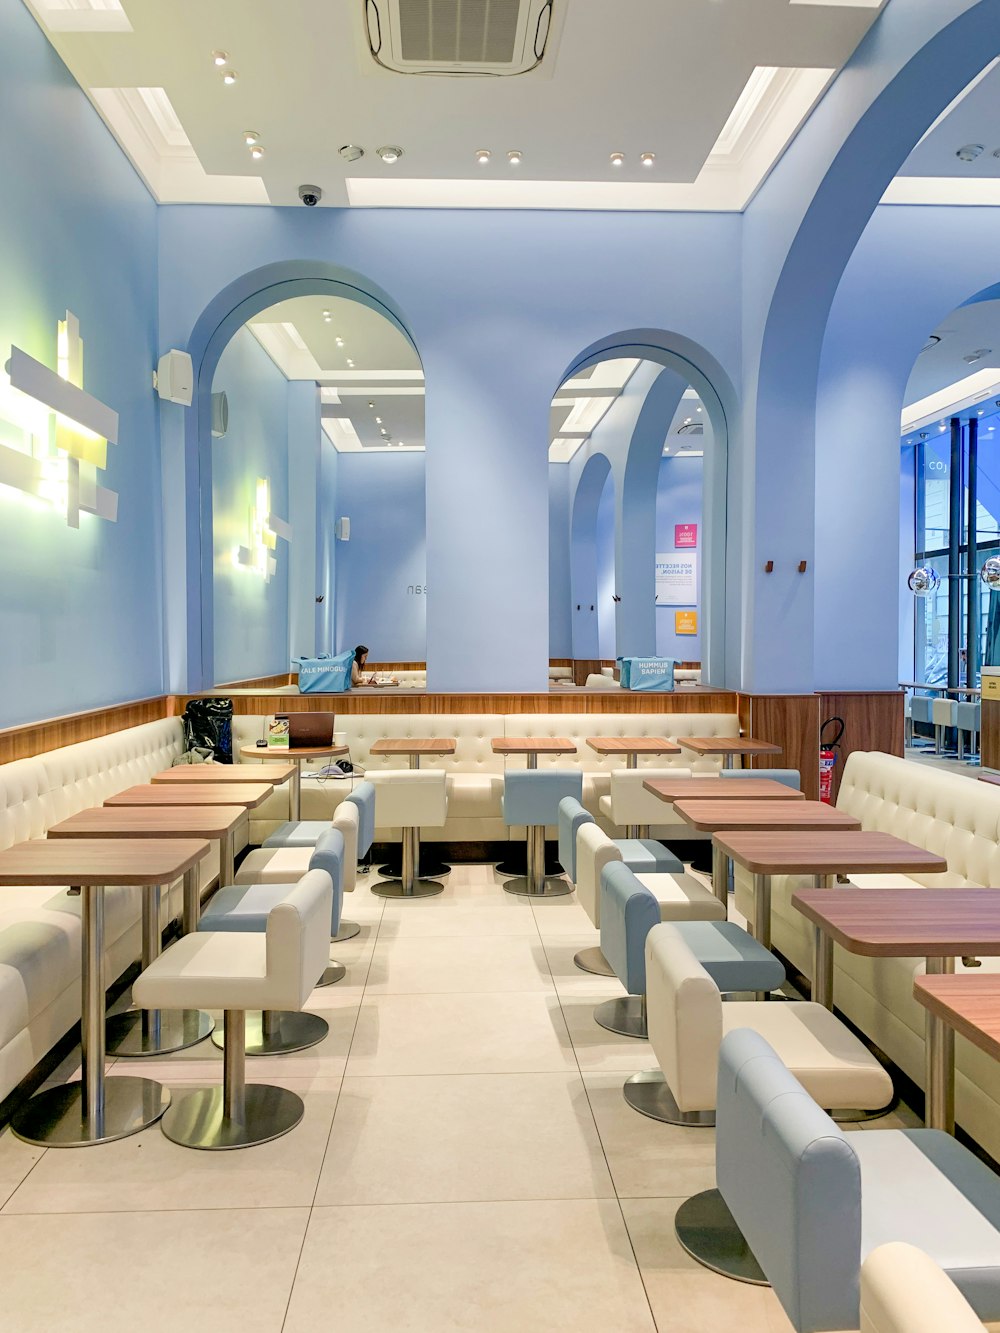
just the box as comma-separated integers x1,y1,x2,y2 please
316,961,347,987
593,994,647,1039
12,1076,171,1148
212,1009,329,1056
925,955,957,1133
675,1189,768,1286
623,1070,715,1126
378,857,450,879
373,827,445,899
574,946,616,976
160,1084,304,1151
110,883,214,1056
332,920,361,942
503,825,571,898
108,1007,215,1057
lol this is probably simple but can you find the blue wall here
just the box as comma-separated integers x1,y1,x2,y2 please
211,328,290,684
548,464,572,658
333,453,427,661
595,470,616,659
0,0,161,725
656,456,703,659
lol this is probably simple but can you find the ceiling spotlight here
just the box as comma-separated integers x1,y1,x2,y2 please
476,149,491,165
376,145,403,163
322,310,331,322
346,359,355,368
222,69,238,85
244,130,260,146
335,336,344,347
375,416,382,424
956,143,984,162
610,151,625,167
964,348,993,364
368,400,374,409
250,145,264,160
507,149,522,165
339,144,364,162
212,50,228,66
380,428,387,436
640,151,655,167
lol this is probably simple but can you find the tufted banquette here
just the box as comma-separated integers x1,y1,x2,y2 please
733,750,1000,1161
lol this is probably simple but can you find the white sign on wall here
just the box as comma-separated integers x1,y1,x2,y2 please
655,552,698,605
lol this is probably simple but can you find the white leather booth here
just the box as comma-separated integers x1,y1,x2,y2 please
234,710,740,843
0,717,237,1106
733,750,1000,1162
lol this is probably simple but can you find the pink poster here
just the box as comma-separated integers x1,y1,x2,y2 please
674,523,698,549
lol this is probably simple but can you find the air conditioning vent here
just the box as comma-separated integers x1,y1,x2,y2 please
677,422,704,436
366,0,555,76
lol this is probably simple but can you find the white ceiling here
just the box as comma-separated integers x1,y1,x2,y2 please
25,0,886,211
901,299,1000,436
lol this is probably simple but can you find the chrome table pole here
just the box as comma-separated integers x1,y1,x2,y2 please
924,955,957,1133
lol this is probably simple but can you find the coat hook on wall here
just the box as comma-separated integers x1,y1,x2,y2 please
612,594,621,603
798,560,808,574
589,604,595,612
764,560,774,574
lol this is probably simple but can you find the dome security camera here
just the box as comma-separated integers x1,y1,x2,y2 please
298,184,323,207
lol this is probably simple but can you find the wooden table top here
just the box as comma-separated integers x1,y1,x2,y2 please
793,889,1000,957
914,975,1000,1062
643,777,805,802
49,806,247,840
586,737,682,756
152,763,295,784
370,738,457,756
979,774,1000,788
0,838,211,885
673,799,862,833
105,784,273,810
677,737,783,757
716,830,947,876
492,737,577,755
240,744,349,760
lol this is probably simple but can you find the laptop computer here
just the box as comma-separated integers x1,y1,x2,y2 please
286,713,335,748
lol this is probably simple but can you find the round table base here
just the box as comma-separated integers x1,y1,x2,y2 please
159,1084,304,1151
574,946,615,976
623,1070,716,1126
316,962,347,988
674,1189,768,1286
495,852,563,877
502,875,572,899
107,1008,215,1058
378,858,451,880
12,1076,170,1148
372,877,445,899
593,995,647,1038
332,920,361,943
211,1010,329,1057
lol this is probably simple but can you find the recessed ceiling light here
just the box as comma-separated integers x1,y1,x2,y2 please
507,150,522,165
376,145,403,164
250,145,264,160
476,149,491,165
640,151,655,167
610,151,625,167
375,416,382,424
244,130,259,146
964,348,993,364
380,428,387,436
339,144,364,162
335,336,344,347
212,50,228,66
368,400,374,409
222,69,238,85
346,359,355,368
322,311,331,322
979,410,985,416
956,143,984,162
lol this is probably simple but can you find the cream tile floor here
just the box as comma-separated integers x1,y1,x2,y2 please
0,860,921,1332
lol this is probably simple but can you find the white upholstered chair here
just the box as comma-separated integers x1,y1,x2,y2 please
860,1243,986,1333
372,771,448,898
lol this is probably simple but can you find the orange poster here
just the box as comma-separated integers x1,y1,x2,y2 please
674,610,698,635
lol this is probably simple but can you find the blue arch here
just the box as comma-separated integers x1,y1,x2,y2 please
571,453,614,660
178,260,421,688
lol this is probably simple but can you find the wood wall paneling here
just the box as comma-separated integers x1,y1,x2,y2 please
216,673,294,690
818,691,904,802
983,698,1000,772
0,696,170,765
738,694,822,802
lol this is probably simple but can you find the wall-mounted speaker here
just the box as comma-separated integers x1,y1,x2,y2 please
335,517,351,541
154,350,194,406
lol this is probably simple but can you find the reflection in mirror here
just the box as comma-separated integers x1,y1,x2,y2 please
209,293,425,689
548,358,709,690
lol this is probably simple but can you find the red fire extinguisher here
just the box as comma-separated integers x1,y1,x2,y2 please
819,717,845,804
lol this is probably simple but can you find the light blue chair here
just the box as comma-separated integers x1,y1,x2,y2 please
501,770,582,897
957,701,980,764
196,828,346,1055
596,861,730,1038
676,1029,1000,1332
909,695,933,747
